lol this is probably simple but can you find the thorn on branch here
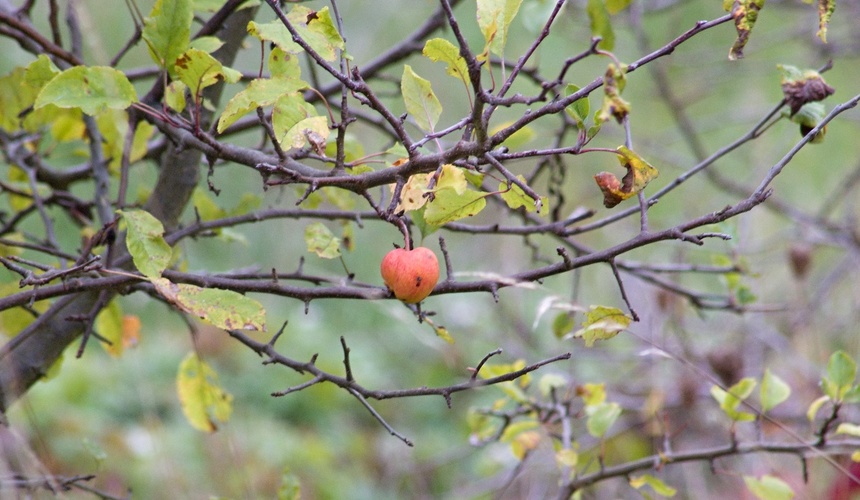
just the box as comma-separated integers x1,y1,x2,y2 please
557,247,573,269
272,375,324,397
340,336,354,383
268,321,288,348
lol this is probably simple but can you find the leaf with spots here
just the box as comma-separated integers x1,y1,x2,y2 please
593,146,658,208
151,277,266,331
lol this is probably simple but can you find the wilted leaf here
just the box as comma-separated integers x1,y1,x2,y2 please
118,209,172,279
305,222,341,259
727,0,766,60
35,67,137,116
593,146,658,208
597,64,629,124
401,65,442,132
392,173,431,212
177,352,233,432
778,65,834,116
817,0,835,42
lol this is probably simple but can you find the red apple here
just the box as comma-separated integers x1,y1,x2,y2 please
380,247,440,303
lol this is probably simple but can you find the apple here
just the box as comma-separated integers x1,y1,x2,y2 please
380,247,440,303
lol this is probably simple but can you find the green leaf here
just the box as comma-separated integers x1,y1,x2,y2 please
499,175,548,216
401,65,442,133
152,277,267,331
826,350,857,401
246,6,343,61
175,48,240,99
807,395,829,421
836,423,860,437
271,94,329,149
727,0,766,60
572,306,630,347
411,206,439,241
143,0,193,70
423,38,470,86
586,0,614,50
586,401,621,438
34,66,137,116
552,312,575,339
189,36,224,53
790,102,827,143
565,84,590,127
630,474,677,497
94,300,124,358
423,187,488,226
477,0,524,58
218,78,308,133
760,369,791,413
434,326,455,344
118,209,172,279
305,222,341,259
605,0,632,14
711,377,757,422
743,475,795,500
177,352,233,432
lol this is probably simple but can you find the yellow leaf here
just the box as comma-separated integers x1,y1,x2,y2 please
177,352,233,432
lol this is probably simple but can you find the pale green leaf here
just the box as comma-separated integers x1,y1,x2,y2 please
423,38,469,86
94,300,124,358
743,475,795,500
580,382,607,407
586,0,614,50
35,66,137,116
401,65,442,132
711,377,757,422
586,401,621,438
177,352,233,432
423,187,488,226
630,474,677,497
499,175,548,215
218,78,308,133
761,369,791,413
437,164,468,194
246,6,343,61
565,84,590,126
807,395,829,421
118,209,172,279
836,423,860,437
189,36,224,53
305,222,341,259
271,93,329,149
477,0,524,57
538,374,568,397
143,0,193,70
